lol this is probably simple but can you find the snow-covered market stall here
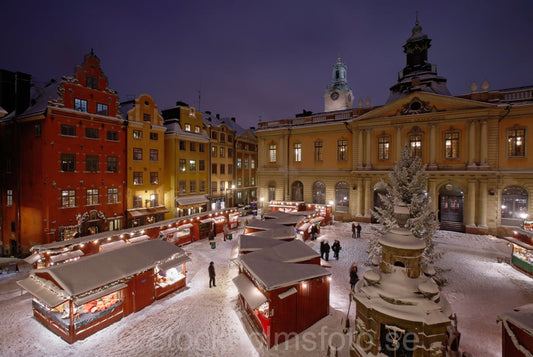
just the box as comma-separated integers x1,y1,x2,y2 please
233,239,330,348
501,228,533,277
16,240,190,343
498,303,533,356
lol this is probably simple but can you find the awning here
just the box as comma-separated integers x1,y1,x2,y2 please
160,228,179,236
310,216,325,223
298,223,310,232
24,252,42,265
501,236,533,250
178,223,194,230
200,218,214,224
17,277,67,308
74,283,128,306
278,287,297,300
100,240,127,251
128,235,151,243
147,206,169,215
232,274,268,310
157,255,191,272
176,195,209,206
126,206,169,219
126,209,145,218
49,249,84,263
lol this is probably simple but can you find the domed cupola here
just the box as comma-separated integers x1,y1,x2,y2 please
324,56,354,112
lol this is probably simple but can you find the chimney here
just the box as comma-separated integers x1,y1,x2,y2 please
216,113,220,119
231,117,235,122
0,70,32,114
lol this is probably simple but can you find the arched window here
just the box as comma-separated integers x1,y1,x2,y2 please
335,182,350,213
291,181,303,201
502,186,528,221
312,181,326,204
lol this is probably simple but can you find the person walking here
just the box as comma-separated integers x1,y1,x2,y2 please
356,223,362,238
352,222,356,239
223,224,229,241
320,241,325,259
208,228,215,242
350,263,359,290
332,240,341,260
323,241,331,261
208,261,216,288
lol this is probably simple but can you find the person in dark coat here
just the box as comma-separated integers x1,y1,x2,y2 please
350,263,359,290
208,261,216,288
356,223,362,238
320,241,325,259
208,228,215,241
323,241,331,261
332,240,341,260
352,222,356,238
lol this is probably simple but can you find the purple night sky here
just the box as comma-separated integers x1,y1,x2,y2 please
2,0,532,129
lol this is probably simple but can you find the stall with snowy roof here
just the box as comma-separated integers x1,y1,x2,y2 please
351,224,458,356
233,239,330,348
243,219,291,234
17,240,190,344
159,223,194,246
498,303,533,356
502,229,533,277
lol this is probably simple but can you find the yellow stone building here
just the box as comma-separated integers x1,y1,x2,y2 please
121,94,168,227
256,20,533,236
162,102,210,218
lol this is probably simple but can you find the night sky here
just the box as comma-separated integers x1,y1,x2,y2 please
2,0,532,129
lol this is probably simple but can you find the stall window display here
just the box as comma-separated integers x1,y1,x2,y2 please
156,267,185,288
256,301,271,335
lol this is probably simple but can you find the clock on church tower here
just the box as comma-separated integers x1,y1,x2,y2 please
324,57,354,112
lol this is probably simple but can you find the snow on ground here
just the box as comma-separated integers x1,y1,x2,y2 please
0,220,532,357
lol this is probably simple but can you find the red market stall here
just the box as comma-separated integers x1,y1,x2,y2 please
228,212,240,229
17,240,190,344
159,223,194,246
498,304,533,356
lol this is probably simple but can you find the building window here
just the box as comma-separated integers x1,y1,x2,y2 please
179,159,186,172
199,160,205,172
179,140,186,150
312,181,326,204
237,178,242,187
61,153,76,172
61,190,76,208
143,113,151,122
86,189,99,206
409,134,423,158
34,124,41,137
501,185,528,219
228,135,233,143
107,156,118,172
211,146,217,157
228,164,233,175
199,180,206,193
377,135,391,161
237,158,242,168
190,142,196,151
195,125,201,133
251,177,255,186
148,194,158,207
228,148,233,158
211,131,218,140
199,143,205,152
133,130,143,139
61,124,76,137
179,180,186,194
314,140,323,161
220,181,225,191
184,123,191,131
149,149,159,161
190,180,197,193
244,158,249,169
74,98,88,112
97,103,108,115
220,147,225,158
335,182,350,213
107,131,119,141
294,143,302,162
337,139,348,161
212,164,217,174
244,177,249,186
220,164,225,174
212,181,217,193
507,128,526,157
86,75,97,89
107,188,119,204
133,195,143,208
86,155,99,172
269,144,277,163
7,189,13,207
444,131,460,159
133,172,143,185
150,132,158,140
251,159,255,169
189,160,196,172
85,127,99,139
133,148,142,161
150,172,159,185
220,133,225,143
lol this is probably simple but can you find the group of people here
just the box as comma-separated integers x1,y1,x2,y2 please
320,239,342,261
351,222,362,238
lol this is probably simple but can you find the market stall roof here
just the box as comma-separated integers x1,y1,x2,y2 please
176,195,209,206
500,235,533,250
17,275,69,307
238,235,285,252
245,219,288,231
262,211,309,225
246,226,296,240
239,240,329,291
49,249,84,263
127,235,151,243
498,303,533,336
232,273,268,310
100,240,127,251
27,240,189,297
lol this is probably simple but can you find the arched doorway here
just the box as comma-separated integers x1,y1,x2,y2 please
291,181,303,201
501,185,529,227
312,181,326,204
372,181,389,223
439,183,464,232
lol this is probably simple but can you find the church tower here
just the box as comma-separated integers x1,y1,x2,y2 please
324,57,354,112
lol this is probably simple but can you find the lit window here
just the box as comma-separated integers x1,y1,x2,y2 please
507,128,526,157
107,188,119,204
189,160,196,172
179,159,186,172
74,98,87,112
7,189,13,207
61,154,76,172
61,190,75,208
294,143,302,162
133,172,143,185
184,123,191,131
269,144,277,163
377,136,391,161
86,189,99,205
133,130,143,139
337,139,348,161
150,172,159,185
444,131,460,159
409,134,422,158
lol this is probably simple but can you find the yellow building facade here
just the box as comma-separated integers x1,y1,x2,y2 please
122,94,167,227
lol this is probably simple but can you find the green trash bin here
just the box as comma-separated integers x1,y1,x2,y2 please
210,242,216,249
228,233,233,240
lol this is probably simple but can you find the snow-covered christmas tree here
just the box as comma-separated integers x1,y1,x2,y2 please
369,145,440,266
